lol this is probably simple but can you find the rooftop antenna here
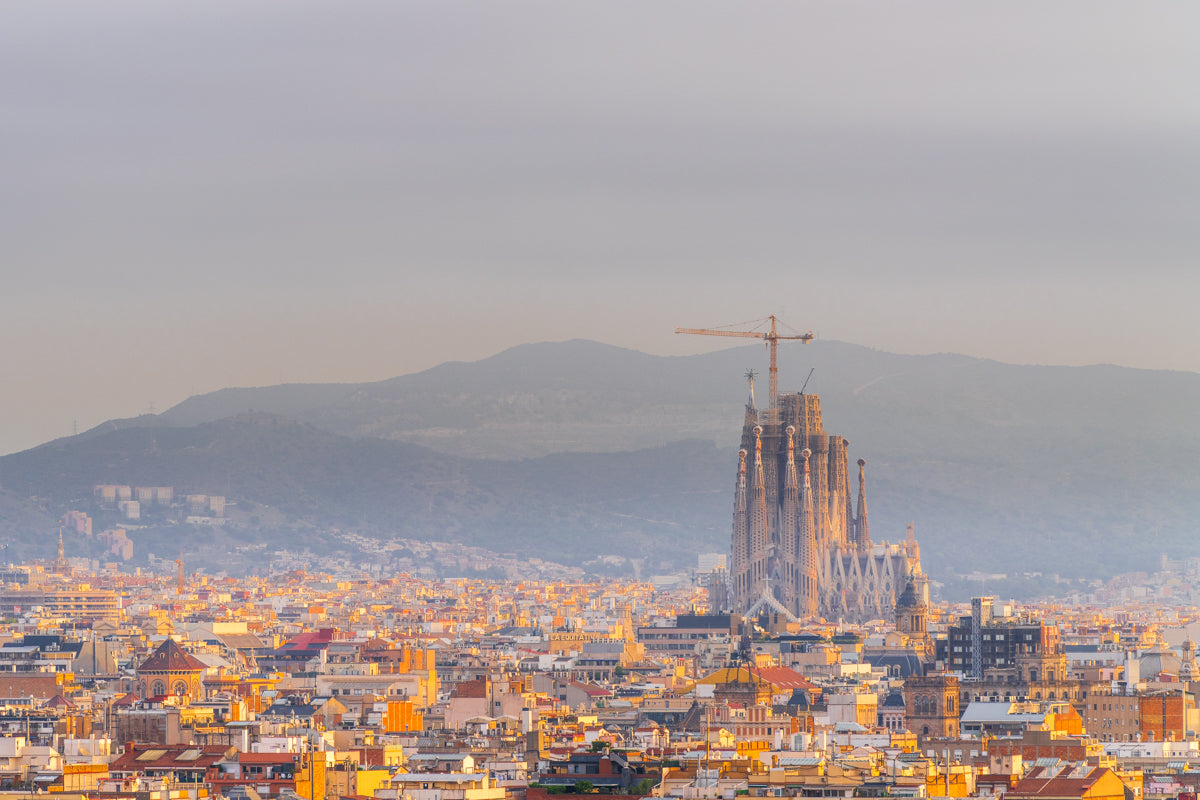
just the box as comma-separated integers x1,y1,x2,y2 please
799,368,814,395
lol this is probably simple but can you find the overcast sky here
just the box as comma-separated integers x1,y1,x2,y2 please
2,2,1198,455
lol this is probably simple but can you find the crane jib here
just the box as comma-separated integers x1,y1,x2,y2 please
675,315,814,410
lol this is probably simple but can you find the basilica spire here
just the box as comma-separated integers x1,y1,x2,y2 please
854,458,871,552
784,427,799,493
780,426,801,611
750,426,770,592
731,449,749,598
734,448,748,518
798,446,818,617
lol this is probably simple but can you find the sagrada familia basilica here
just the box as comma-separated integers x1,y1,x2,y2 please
720,378,927,623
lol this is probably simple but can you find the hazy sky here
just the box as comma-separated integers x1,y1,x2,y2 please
3,2,1198,455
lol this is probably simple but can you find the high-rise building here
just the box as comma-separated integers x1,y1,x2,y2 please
724,385,926,622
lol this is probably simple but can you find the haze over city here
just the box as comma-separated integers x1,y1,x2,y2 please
4,2,1198,456
7,8,1200,795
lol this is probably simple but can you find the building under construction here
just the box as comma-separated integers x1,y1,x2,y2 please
722,383,925,623
676,317,926,623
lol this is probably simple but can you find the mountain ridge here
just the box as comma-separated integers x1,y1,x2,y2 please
2,339,1198,588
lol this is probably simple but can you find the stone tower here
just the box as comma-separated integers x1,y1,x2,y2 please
54,528,68,575
896,573,931,658
903,673,960,741
1182,638,1198,683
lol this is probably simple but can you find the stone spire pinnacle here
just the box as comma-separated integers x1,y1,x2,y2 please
777,429,806,618
855,458,871,552
801,446,814,545
750,426,769,592
734,448,748,518
798,446,818,617
732,448,749,597
780,427,800,603
784,426,799,491
55,527,66,574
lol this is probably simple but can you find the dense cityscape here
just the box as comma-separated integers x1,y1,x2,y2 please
8,355,1200,800
5,5,1196,800
3,539,1200,800
1,347,1196,800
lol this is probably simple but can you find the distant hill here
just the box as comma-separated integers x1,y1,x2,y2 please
157,340,732,458
3,339,1199,585
0,413,731,574
0,489,56,563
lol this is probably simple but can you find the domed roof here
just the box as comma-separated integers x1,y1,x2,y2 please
865,652,925,678
786,688,812,710
896,576,925,611
1139,643,1182,678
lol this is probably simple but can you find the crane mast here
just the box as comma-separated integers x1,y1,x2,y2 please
675,315,814,409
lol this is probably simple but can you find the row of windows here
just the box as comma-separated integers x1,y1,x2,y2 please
949,631,1037,642
913,695,955,715
147,680,192,695
645,644,703,651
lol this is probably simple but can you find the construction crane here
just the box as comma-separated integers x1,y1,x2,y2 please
676,315,814,409
175,558,184,595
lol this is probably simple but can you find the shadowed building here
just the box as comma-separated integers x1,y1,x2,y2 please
904,673,961,740
939,598,1079,704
